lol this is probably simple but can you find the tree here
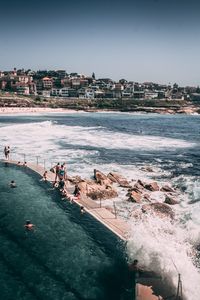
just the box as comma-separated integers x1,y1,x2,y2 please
119,79,127,84
92,72,96,80
196,86,200,93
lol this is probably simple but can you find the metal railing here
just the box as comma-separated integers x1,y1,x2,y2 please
1,152,65,171
1,152,120,219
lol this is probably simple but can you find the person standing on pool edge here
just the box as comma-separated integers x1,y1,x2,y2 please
54,163,60,183
58,164,65,181
4,146,10,160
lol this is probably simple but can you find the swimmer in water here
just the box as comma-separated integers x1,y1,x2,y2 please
10,180,17,188
24,220,35,231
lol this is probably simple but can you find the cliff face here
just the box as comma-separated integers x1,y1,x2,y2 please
0,95,199,114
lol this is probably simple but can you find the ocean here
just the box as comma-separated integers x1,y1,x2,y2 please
0,112,200,299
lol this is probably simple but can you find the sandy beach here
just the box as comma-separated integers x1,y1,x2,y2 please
0,107,81,115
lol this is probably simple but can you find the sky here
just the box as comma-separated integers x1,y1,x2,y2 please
0,0,200,86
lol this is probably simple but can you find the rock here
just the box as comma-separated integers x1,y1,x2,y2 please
107,173,118,183
145,182,159,192
77,179,118,200
137,179,146,187
87,188,118,200
160,185,175,193
142,203,174,219
94,169,108,183
133,181,144,193
129,190,142,203
164,195,179,205
94,169,112,186
107,172,130,188
143,194,151,202
77,181,88,193
141,166,154,172
67,176,83,184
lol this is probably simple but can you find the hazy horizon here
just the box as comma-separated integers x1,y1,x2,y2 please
1,0,200,86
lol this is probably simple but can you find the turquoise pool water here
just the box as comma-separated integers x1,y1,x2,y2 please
0,163,133,300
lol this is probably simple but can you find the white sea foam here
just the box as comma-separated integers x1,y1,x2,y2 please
127,216,200,300
0,120,195,156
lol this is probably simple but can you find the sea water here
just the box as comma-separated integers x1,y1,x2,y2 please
0,112,200,299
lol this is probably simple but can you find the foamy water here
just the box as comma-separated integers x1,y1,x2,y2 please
0,115,199,299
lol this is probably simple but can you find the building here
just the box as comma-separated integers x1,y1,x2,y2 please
42,77,53,89
42,90,51,97
57,70,66,79
85,89,95,98
29,82,37,95
51,88,61,97
16,83,30,95
144,91,158,99
60,88,69,97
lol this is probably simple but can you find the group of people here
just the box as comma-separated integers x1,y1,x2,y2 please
43,162,82,204
4,146,10,160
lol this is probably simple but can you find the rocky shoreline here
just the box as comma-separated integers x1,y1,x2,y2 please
68,168,180,221
0,95,200,115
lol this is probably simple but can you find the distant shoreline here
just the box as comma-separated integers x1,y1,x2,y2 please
0,106,199,115
0,107,81,115
0,94,200,115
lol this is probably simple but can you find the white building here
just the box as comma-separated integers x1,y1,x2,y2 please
85,89,95,98
51,88,61,97
60,88,69,97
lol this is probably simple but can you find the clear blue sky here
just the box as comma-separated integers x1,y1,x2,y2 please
1,0,200,86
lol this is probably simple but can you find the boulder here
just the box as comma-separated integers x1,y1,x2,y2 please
129,190,142,203
107,172,130,187
94,169,109,183
87,188,118,200
137,179,146,187
160,185,175,193
141,166,154,172
164,195,179,205
77,181,89,193
77,179,118,200
67,176,83,184
143,194,151,202
145,182,159,192
133,181,144,193
142,203,174,219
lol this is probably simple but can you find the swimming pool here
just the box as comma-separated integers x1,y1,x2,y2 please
0,163,133,300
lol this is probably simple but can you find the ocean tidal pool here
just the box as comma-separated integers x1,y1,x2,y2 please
0,163,132,300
